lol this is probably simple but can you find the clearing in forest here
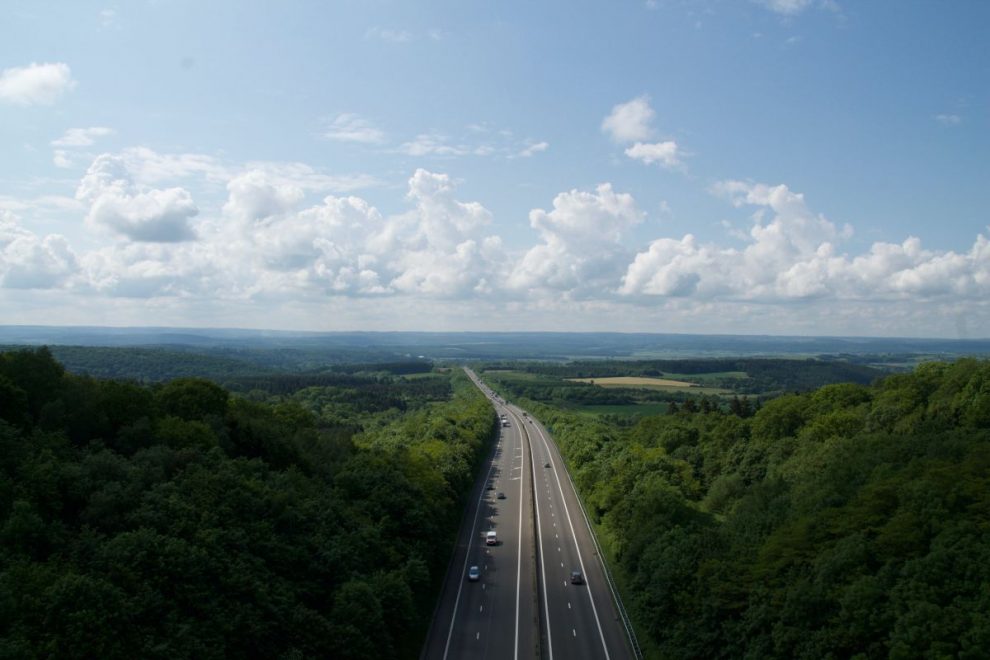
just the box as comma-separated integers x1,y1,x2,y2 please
568,376,696,388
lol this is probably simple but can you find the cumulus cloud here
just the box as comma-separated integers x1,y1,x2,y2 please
52,126,114,147
601,96,655,143
510,183,643,293
624,140,681,168
322,113,386,144
76,154,200,242
213,168,502,299
0,210,78,289
602,96,685,169
620,180,990,305
0,62,76,105
223,170,305,225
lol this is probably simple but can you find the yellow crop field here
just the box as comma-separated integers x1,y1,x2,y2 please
568,376,696,388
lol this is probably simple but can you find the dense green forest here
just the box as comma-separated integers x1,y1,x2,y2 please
3,344,435,384
0,348,494,658
501,360,990,658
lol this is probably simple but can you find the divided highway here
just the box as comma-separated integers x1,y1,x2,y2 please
421,369,635,659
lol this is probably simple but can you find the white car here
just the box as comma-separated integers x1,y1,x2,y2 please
468,565,480,581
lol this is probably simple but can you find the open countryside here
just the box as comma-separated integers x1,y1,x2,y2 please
569,376,697,388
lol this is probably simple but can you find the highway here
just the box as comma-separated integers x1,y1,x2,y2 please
421,369,634,659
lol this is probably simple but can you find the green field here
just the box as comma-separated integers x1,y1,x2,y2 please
568,376,696,388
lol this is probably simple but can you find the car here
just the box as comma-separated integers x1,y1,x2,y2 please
544,462,551,468
486,530,497,545
468,565,480,581
570,570,584,585
497,492,506,499
486,484,495,490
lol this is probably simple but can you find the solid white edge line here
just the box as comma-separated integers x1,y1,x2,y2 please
522,408,553,660
443,374,502,660
514,406,524,660
535,422,611,660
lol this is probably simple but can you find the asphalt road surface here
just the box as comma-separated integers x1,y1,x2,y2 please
421,370,634,659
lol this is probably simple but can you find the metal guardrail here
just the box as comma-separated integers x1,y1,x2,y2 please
475,371,644,659
535,414,645,660
563,461,644,658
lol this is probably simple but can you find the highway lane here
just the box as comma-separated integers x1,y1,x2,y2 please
423,369,634,659
523,412,633,659
421,372,537,660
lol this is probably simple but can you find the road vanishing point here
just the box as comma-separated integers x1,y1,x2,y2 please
420,369,636,660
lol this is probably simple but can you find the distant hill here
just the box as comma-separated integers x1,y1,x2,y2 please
2,326,989,362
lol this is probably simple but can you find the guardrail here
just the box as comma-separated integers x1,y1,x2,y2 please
473,370,644,659
536,414,645,660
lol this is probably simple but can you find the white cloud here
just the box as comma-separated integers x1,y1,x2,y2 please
212,168,502,299
0,62,76,106
510,183,643,293
52,126,114,147
397,128,545,160
602,97,685,169
76,154,200,242
241,161,380,193
322,113,386,144
399,133,472,157
624,141,681,168
602,96,655,143
53,150,73,169
0,210,79,289
935,113,962,126
119,147,228,185
620,180,990,305
223,170,305,225
756,0,813,16
516,141,549,158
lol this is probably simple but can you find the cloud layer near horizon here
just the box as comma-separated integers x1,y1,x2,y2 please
2,145,988,335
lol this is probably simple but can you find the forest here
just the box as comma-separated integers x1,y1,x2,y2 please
0,348,494,659
494,359,990,658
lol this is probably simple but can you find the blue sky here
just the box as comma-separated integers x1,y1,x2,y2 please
1,0,988,337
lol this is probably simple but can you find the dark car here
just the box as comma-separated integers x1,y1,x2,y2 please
497,492,506,500
544,462,551,468
570,570,584,585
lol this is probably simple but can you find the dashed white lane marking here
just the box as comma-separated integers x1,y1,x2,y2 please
480,605,484,612
568,602,571,609
560,562,564,567
572,629,577,637
476,633,480,641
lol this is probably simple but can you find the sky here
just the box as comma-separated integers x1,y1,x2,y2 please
1,0,988,338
